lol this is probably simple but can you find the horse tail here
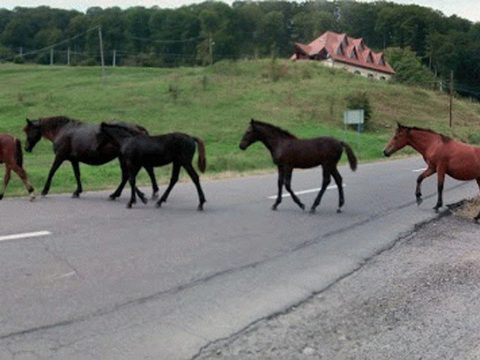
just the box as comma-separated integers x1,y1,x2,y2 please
15,138,23,168
341,141,357,171
193,137,207,173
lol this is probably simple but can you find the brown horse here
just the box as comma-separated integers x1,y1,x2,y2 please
383,123,480,221
239,119,357,213
0,134,35,200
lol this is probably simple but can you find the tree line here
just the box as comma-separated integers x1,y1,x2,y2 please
0,1,479,97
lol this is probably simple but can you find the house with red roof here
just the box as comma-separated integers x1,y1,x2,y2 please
291,31,395,80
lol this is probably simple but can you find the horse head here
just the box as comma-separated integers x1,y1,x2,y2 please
23,118,42,153
383,122,410,157
239,119,260,150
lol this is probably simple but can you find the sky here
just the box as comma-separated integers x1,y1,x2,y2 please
0,0,479,23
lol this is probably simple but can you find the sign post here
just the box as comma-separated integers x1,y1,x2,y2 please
343,109,364,143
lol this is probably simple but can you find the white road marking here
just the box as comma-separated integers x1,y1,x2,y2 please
268,185,344,199
412,167,427,173
48,271,76,281
0,231,51,243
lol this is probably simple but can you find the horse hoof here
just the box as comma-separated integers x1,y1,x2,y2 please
151,192,159,200
337,208,342,213
41,191,48,197
416,198,423,206
29,195,36,202
299,204,305,211
0,194,3,200
109,195,117,201
126,203,133,209
309,208,316,214
72,193,80,198
140,197,148,205
197,204,204,211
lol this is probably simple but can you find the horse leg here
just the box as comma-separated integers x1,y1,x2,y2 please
71,160,83,198
433,168,446,213
272,167,284,211
11,164,35,201
127,165,141,209
109,159,128,200
284,169,305,210
331,167,344,213
42,156,65,196
415,167,435,206
183,162,206,211
310,167,331,214
146,166,159,199
0,166,11,200
156,163,180,208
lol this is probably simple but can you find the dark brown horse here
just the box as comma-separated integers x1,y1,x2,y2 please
0,134,34,200
23,116,159,199
239,119,357,213
384,123,480,221
100,122,207,210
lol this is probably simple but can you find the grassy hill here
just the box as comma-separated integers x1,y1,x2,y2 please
1,60,480,196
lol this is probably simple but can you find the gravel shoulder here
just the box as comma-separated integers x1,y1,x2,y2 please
196,200,480,360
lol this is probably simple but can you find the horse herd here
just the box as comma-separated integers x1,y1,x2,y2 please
1,116,480,221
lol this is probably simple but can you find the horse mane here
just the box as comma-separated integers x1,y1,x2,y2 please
101,122,145,137
402,125,451,143
252,120,297,139
38,115,81,131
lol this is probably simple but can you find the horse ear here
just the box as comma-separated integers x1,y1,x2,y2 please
396,122,404,129
26,118,33,125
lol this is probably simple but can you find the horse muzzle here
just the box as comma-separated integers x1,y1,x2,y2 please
383,149,391,157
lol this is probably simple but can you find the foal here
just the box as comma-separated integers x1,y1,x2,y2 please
240,119,357,213
100,123,207,210
0,134,34,200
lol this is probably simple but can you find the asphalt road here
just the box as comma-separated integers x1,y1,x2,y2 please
0,156,477,360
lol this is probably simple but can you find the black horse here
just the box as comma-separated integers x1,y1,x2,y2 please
23,116,159,199
239,119,357,213
100,122,207,210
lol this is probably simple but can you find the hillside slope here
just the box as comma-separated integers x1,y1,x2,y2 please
1,60,479,195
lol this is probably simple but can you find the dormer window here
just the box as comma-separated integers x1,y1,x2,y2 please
336,45,344,56
378,55,385,65
349,48,357,59
366,52,373,63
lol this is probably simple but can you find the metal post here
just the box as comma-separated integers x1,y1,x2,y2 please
449,70,453,128
67,47,71,65
112,49,116,67
98,26,105,80
50,48,54,65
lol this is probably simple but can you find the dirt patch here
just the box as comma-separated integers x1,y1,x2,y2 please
452,196,480,220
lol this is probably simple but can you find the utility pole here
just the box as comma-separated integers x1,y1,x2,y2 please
50,48,54,65
98,26,105,80
67,47,71,66
449,70,453,128
112,49,116,67
208,33,213,66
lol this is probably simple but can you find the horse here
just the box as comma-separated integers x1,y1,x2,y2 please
239,119,357,213
23,116,159,200
0,134,35,200
100,122,207,210
383,122,480,221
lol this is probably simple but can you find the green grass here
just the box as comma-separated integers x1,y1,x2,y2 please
1,60,480,196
